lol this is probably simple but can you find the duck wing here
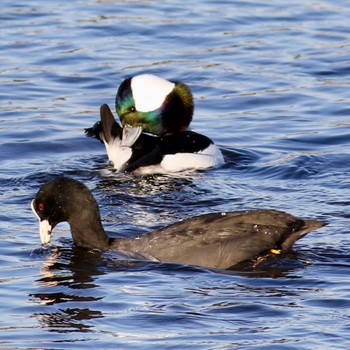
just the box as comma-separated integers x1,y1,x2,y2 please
85,104,122,143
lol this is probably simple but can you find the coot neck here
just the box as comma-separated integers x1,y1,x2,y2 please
69,213,110,250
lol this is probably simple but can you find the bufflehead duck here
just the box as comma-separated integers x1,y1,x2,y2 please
31,178,326,270
86,104,224,174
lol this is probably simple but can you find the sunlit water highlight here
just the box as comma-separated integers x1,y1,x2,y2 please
1,0,350,348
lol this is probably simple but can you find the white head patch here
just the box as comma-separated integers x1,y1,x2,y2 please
131,74,175,112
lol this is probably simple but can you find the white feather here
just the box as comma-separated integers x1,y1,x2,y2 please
160,143,224,172
103,137,132,171
131,74,174,112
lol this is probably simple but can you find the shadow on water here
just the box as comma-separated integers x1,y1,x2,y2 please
220,146,263,170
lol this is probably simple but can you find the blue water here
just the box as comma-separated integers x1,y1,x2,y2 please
1,0,350,348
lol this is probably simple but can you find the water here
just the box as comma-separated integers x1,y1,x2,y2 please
1,0,350,348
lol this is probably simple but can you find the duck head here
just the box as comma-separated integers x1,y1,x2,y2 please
115,74,194,135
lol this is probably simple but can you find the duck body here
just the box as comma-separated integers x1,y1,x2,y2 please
86,104,224,174
86,73,224,174
32,178,326,270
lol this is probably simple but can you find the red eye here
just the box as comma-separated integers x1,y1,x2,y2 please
38,203,44,211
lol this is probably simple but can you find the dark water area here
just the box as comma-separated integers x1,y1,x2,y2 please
1,0,350,348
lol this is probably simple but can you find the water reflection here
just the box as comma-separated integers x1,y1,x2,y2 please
27,242,332,343
32,307,103,334
224,251,307,278
29,247,106,333
34,246,105,291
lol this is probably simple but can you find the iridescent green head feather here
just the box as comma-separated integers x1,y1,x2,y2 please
115,74,194,135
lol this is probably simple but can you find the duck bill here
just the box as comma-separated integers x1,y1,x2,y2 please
31,199,52,245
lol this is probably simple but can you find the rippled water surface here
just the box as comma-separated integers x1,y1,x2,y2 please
1,0,350,348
